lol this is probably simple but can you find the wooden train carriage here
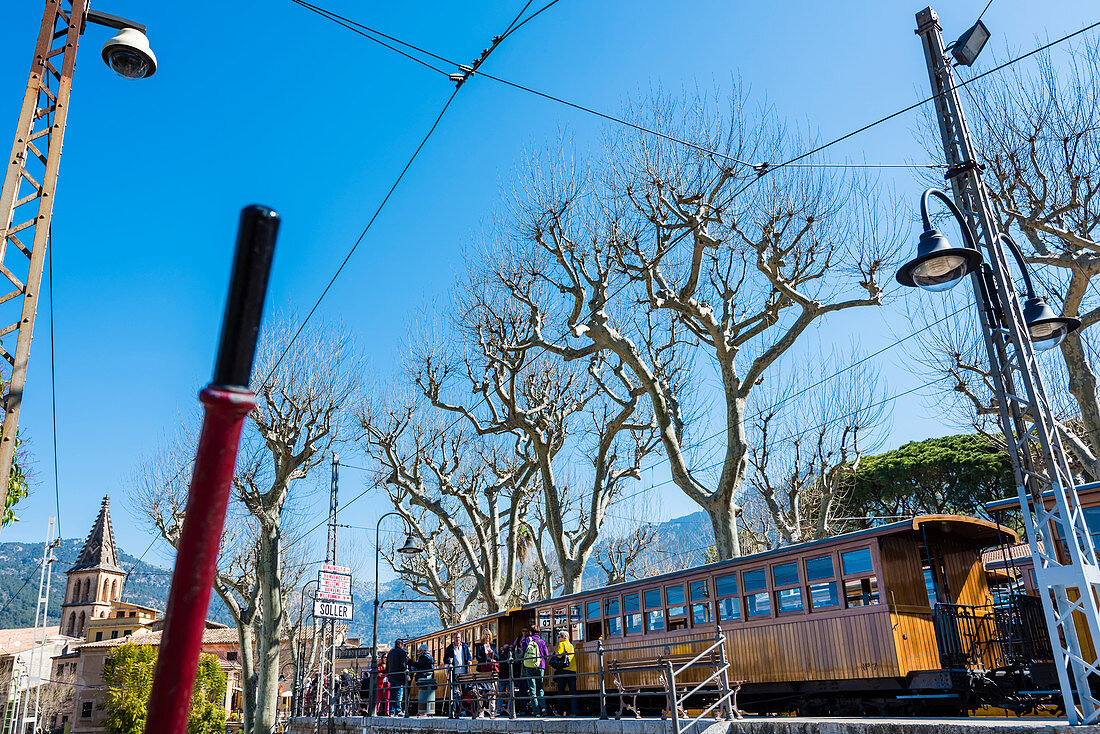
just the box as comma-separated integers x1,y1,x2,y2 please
407,609,529,687
527,515,1013,697
985,486,1100,664
405,515,1014,708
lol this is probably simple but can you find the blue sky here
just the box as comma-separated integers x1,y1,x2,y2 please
1,0,1096,572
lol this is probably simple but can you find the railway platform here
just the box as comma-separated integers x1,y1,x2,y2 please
286,717,1100,734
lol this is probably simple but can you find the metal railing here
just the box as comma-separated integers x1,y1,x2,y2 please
933,594,1053,670
663,630,737,734
292,631,737,724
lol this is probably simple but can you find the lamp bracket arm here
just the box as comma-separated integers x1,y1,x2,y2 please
997,233,1037,299
84,9,146,34
921,188,981,251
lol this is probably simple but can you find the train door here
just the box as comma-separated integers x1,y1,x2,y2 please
922,540,966,667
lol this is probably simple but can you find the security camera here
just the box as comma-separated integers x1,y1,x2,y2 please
101,28,157,80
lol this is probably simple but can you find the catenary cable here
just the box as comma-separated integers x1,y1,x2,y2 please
265,0,552,388
286,10,1098,547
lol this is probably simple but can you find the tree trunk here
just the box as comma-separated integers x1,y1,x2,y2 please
1061,332,1100,479
706,495,741,558
254,524,283,734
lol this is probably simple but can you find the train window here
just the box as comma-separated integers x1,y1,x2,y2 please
624,594,642,634
841,548,874,576
690,580,709,601
715,574,738,597
776,587,803,613
666,584,688,630
844,577,880,608
586,620,602,640
644,589,662,609
605,616,622,636
646,609,665,632
605,597,620,617
624,593,640,614
772,562,799,587
570,605,582,623
809,582,839,609
743,569,766,594
806,555,834,583
586,601,601,619
665,585,686,617
692,603,711,625
746,592,771,617
718,597,741,621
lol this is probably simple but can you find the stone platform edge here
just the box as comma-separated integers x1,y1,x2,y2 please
286,716,1100,734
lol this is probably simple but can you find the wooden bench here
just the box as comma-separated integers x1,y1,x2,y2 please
606,650,747,721
454,670,499,718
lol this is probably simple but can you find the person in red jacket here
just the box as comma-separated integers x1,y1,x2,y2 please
372,661,390,716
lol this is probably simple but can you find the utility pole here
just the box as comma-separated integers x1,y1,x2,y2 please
0,1,156,535
917,7,1100,723
316,454,339,734
17,517,57,734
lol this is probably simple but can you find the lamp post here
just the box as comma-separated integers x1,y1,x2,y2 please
0,2,158,529
369,512,422,716
901,7,1100,722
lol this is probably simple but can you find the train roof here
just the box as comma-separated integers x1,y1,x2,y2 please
524,514,1016,610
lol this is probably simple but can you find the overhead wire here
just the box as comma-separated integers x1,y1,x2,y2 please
284,3,1100,549
501,0,561,40
265,0,553,389
283,0,568,544
730,16,1100,199
0,558,44,619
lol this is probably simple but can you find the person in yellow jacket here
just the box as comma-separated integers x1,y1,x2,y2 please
552,630,577,716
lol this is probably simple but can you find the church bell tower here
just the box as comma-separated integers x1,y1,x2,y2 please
61,496,125,638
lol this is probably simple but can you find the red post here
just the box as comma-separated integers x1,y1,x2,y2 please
144,206,279,734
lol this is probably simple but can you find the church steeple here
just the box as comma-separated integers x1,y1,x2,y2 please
69,495,122,573
62,495,126,638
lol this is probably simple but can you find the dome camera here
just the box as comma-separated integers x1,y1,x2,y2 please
101,28,157,80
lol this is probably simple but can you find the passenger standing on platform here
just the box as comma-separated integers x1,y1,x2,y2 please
386,639,409,717
475,631,499,715
443,632,472,718
373,661,390,716
553,630,577,717
520,626,548,716
497,643,513,716
413,643,436,717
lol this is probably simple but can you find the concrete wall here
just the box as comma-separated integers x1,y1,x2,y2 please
286,717,1100,734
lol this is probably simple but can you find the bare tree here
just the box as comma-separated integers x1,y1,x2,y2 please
378,297,660,596
746,362,888,545
491,88,902,558
360,392,540,614
136,318,355,734
380,506,482,627
592,493,661,586
914,39,1100,478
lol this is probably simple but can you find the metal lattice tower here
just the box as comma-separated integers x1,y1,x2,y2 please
326,454,338,565
917,7,1100,723
0,1,85,528
17,517,57,734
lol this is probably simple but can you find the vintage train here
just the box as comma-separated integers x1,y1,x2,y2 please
406,514,1060,716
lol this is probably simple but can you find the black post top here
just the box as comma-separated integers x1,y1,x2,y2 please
212,205,279,389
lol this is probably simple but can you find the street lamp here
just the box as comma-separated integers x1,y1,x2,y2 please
896,188,1081,351
992,233,1082,350
895,188,982,291
369,512,422,716
0,1,159,532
